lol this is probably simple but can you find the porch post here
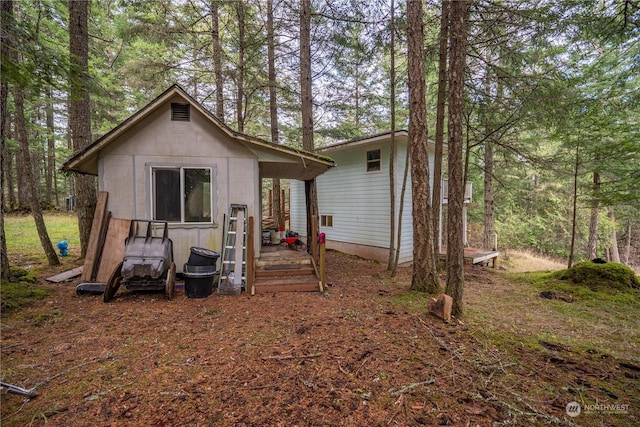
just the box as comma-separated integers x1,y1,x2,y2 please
248,216,255,295
311,214,318,264
304,178,318,255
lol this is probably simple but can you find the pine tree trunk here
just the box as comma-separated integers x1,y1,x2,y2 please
14,83,60,266
482,55,495,250
46,86,55,206
407,0,438,293
624,218,631,265
483,139,495,250
267,0,283,230
433,0,449,258
211,1,224,121
568,144,579,268
388,0,397,271
445,0,470,317
236,0,245,133
609,207,620,263
300,0,318,251
587,172,600,259
69,0,97,257
0,0,11,279
16,134,29,209
393,143,411,277
4,144,16,209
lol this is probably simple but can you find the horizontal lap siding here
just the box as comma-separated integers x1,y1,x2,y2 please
290,180,306,235
290,139,438,265
317,146,391,248
392,144,414,264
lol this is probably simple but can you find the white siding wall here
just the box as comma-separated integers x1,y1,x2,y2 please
318,144,391,247
395,144,414,265
290,180,306,235
291,137,436,265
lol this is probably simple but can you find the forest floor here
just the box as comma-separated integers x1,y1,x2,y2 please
1,250,639,426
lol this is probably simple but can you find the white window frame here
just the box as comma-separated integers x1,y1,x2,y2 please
151,166,214,224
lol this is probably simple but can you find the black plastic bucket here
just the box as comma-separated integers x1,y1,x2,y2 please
183,264,217,298
188,247,220,267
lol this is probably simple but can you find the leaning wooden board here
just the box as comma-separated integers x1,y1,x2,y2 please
95,218,131,283
80,191,109,281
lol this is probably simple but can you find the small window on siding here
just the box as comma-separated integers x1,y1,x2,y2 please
321,214,333,227
366,149,381,172
171,103,190,121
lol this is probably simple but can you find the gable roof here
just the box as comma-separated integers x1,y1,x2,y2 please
61,84,334,180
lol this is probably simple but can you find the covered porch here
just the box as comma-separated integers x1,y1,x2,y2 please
244,153,332,294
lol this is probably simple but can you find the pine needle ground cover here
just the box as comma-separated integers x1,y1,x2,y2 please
1,219,638,426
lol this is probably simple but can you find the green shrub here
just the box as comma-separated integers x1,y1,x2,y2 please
558,261,639,292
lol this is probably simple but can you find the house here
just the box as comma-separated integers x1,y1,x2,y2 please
62,85,334,273
290,131,487,265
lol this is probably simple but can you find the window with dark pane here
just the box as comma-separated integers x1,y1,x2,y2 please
154,169,180,221
321,215,333,227
184,168,211,222
366,149,381,172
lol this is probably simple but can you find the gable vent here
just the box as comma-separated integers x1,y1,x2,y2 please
171,103,190,121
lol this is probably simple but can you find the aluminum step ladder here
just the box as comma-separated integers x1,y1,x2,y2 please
217,204,247,295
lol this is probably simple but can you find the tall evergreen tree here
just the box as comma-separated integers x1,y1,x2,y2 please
69,0,96,257
300,0,319,252
445,0,470,316
267,0,283,230
407,0,439,293
433,0,449,256
0,0,12,279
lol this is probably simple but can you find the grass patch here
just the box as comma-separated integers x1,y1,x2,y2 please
30,308,63,326
488,269,640,359
5,212,79,264
389,290,432,314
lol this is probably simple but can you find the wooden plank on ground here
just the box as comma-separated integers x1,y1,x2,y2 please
46,266,84,283
80,191,109,281
95,218,131,283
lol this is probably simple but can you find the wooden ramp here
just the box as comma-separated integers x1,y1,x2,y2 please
253,245,320,293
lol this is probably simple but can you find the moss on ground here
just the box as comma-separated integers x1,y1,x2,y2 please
557,261,639,292
1,267,51,314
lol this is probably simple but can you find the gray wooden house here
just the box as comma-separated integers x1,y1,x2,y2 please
63,85,334,272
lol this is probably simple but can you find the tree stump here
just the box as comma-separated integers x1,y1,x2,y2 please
428,293,453,322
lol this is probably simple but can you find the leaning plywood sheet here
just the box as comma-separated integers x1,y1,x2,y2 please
80,191,109,281
95,218,131,283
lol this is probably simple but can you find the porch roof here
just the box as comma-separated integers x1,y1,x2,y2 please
61,85,334,181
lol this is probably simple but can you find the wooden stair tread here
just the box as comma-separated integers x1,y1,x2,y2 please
255,267,315,278
254,276,318,285
253,277,320,293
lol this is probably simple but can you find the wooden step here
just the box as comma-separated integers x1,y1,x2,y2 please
253,277,320,293
255,266,315,278
255,258,311,268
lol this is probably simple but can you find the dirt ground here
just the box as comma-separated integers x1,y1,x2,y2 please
1,251,638,426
